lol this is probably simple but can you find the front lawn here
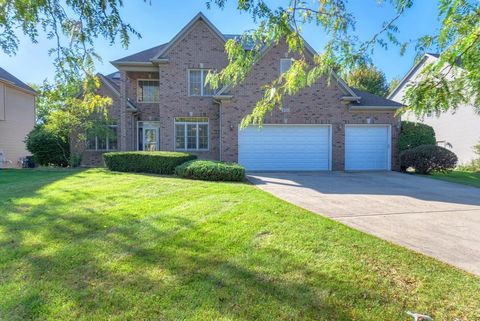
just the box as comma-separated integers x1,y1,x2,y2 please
0,169,479,320
430,170,480,188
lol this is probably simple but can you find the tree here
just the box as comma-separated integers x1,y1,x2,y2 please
32,73,112,165
388,77,401,96
0,0,140,81
346,65,388,97
206,0,480,126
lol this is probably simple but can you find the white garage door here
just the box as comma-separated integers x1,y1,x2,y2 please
345,125,391,170
238,125,331,171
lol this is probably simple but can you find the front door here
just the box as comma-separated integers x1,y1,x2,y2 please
138,121,160,151
143,128,159,151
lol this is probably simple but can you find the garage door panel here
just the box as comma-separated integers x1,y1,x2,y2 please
345,126,390,171
239,125,331,171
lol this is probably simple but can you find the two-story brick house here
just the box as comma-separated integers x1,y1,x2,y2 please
82,12,403,171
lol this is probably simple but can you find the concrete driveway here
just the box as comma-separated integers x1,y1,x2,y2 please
248,171,480,275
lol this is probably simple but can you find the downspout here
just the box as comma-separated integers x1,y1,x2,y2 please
219,102,222,162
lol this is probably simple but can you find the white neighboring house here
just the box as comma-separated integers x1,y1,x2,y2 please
0,67,36,168
389,53,480,164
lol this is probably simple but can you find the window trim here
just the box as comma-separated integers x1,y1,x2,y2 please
86,124,118,151
137,79,160,103
174,117,209,151
187,69,215,97
280,58,293,75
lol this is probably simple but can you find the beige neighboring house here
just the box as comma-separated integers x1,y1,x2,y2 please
0,67,36,168
389,53,480,164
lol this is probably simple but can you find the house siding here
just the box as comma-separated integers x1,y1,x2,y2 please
0,84,35,168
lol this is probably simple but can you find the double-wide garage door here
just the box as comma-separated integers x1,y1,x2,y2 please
238,125,331,171
238,124,391,171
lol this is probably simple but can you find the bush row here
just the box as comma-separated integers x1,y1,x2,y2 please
103,152,245,181
103,152,197,175
175,160,245,181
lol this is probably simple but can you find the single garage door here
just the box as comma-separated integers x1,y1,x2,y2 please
238,125,331,171
345,125,391,170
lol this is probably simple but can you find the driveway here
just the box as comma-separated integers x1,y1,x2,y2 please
248,171,480,275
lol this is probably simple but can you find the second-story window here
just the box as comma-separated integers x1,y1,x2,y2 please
280,58,293,75
137,80,159,103
188,69,215,96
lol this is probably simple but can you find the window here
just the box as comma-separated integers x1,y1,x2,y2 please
174,117,209,150
86,125,118,151
188,70,216,96
280,58,293,74
137,80,159,103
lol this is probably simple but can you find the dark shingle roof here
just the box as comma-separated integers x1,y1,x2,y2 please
112,43,169,63
351,88,403,108
103,72,121,92
0,67,36,93
113,34,256,64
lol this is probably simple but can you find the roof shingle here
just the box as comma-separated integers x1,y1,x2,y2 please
0,67,36,94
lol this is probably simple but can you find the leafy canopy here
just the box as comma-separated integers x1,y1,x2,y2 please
206,0,480,126
346,65,389,97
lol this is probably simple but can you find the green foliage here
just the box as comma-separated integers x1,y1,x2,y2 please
400,144,458,174
388,77,401,95
103,152,197,175
399,121,436,151
0,0,140,82
25,125,70,167
175,160,245,181
404,0,480,117
207,0,479,125
346,65,389,97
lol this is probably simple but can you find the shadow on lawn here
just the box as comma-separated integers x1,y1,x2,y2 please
0,170,423,320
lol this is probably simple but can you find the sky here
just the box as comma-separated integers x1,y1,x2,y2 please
0,0,440,86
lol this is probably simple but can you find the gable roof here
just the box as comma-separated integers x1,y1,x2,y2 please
387,53,439,100
0,67,36,95
350,88,403,109
153,12,226,60
97,72,137,111
110,12,398,106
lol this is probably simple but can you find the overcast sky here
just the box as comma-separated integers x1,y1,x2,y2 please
0,0,440,85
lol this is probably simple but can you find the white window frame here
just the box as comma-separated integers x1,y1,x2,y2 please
86,125,118,151
280,58,293,75
174,117,209,151
137,79,160,103
187,69,215,97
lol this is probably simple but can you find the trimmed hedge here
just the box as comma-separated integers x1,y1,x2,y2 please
399,121,436,151
400,144,457,174
103,152,196,174
175,160,245,181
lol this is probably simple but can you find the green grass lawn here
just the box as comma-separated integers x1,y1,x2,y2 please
0,169,479,321
430,170,480,188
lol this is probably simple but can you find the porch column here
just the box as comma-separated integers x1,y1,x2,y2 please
119,70,127,151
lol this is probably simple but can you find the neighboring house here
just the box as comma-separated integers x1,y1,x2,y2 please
82,12,403,171
0,67,36,168
389,53,480,164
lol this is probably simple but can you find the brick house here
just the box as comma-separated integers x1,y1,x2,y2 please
83,12,403,171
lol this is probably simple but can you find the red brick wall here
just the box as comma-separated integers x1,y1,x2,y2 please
87,22,400,170
220,41,400,170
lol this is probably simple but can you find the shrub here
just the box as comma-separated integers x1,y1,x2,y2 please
400,144,458,174
103,152,196,174
25,125,70,167
399,121,436,151
175,160,245,181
